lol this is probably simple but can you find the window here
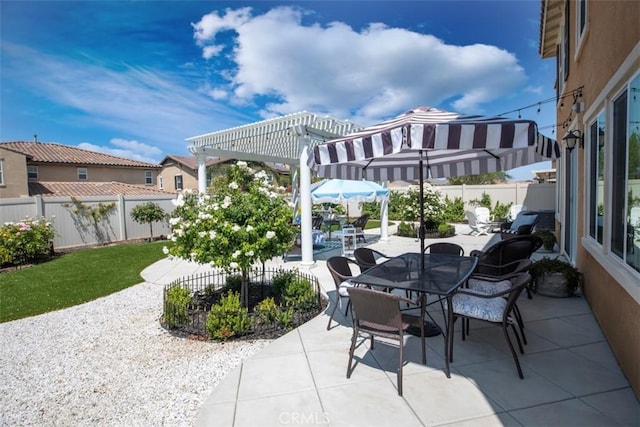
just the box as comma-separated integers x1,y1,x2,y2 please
145,170,153,185
0,159,4,185
159,176,164,190
174,175,183,191
576,0,588,55
77,168,88,180
588,112,605,244
27,166,38,181
563,1,570,82
610,73,640,272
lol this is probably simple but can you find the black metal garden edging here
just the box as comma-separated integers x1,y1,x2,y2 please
162,267,325,340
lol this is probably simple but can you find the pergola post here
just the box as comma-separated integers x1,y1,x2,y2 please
196,152,207,194
296,128,314,266
380,184,389,240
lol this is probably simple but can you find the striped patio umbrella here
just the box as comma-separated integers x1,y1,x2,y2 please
308,106,560,259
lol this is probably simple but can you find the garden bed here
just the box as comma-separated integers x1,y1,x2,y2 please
162,268,327,341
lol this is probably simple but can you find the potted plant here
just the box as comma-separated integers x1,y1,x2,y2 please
529,257,583,297
532,229,557,252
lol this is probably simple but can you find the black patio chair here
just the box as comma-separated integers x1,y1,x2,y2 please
448,273,532,379
326,256,361,330
353,247,391,272
346,286,426,396
424,242,464,256
348,214,370,242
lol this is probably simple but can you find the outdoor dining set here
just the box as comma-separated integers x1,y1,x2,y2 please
326,235,543,396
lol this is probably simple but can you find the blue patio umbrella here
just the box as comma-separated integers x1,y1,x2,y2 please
310,178,389,220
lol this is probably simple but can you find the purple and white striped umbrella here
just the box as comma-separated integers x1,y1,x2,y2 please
308,106,560,181
307,106,560,259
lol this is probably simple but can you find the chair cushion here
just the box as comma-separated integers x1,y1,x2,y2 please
510,213,537,231
339,281,354,296
467,278,511,294
452,293,507,322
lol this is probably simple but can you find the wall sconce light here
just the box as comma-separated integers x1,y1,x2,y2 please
563,129,583,152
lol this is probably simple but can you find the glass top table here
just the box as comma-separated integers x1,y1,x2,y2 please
351,252,478,377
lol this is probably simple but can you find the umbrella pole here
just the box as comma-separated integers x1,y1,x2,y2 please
419,151,425,271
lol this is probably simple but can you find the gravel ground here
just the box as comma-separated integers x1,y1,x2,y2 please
0,281,271,426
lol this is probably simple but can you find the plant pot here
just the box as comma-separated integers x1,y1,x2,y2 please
536,272,571,298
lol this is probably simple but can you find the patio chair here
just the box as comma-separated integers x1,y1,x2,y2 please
508,204,527,221
312,215,324,231
348,214,370,242
424,242,464,256
448,273,532,379
346,286,426,396
500,212,540,239
353,247,391,272
326,256,361,330
466,210,490,236
470,234,542,299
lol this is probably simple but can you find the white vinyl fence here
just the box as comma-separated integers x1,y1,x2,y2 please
0,195,177,250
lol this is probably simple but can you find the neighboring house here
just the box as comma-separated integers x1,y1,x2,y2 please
0,141,164,198
157,155,229,192
540,0,639,397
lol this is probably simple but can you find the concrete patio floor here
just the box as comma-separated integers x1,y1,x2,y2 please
146,225,639,426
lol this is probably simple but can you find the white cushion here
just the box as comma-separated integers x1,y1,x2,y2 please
452,293,507,322
338,281,354,297
510,213,537,231
467,278,511,295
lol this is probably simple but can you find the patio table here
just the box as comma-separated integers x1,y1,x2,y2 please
351,252,477,377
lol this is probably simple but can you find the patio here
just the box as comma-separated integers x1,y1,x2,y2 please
192,225,638,426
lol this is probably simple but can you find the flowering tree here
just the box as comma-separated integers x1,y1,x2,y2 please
164,162,295,306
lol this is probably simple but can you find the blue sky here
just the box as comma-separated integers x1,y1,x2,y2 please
1,0,557,180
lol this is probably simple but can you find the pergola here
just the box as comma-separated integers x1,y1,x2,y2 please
186,111,389,265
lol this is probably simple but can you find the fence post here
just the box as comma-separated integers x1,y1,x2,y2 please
117,194,127,241
35,195,44,217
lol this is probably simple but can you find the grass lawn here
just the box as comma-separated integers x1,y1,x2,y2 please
0,241,168,323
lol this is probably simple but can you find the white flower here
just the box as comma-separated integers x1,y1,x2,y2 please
232,250,241,258
232,225,241,232
229,182,239,190
237,161,248,168
246,225,254,232
230,262,239,269
171,194,184,207
198,231,206,238
245,250,254,257
266,231,276,239
169,217,180,225
162,246,169,255
208,230,217,239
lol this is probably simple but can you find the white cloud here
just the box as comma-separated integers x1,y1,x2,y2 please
77,139,163,164
193,6,527,124
1,42,252,154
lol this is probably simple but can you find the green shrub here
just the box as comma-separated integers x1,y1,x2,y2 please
440,196,465,223
225,274,243,293
437,223,455,237
206,291,253,341
164,286,192,329
491,201,512,221
0,216,56,266
254,297,294,330
281,278,318,311
397,221,417,238
272,269,297,298
360,201,381,219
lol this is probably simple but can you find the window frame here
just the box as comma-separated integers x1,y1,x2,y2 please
582,69,640,302
0,158,4,186
27,165,38,181
145,170,153,185
158,176,164,190
77,167,88,181
575,0,588,57
174,174,183,191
